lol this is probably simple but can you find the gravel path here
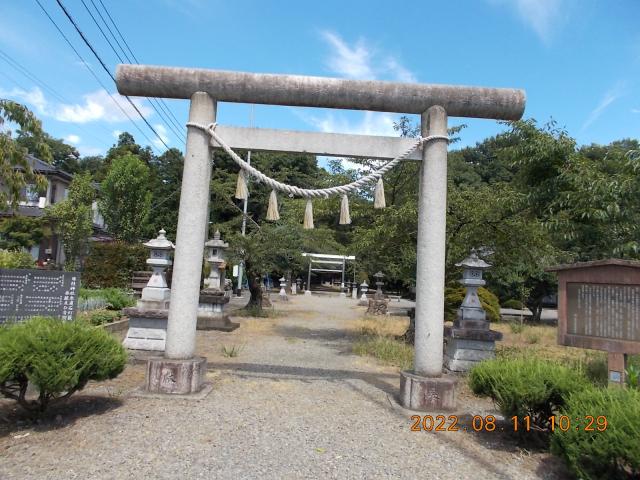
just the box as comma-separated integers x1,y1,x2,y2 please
0,295,568,479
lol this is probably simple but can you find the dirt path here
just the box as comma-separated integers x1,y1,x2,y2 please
0,294,569,479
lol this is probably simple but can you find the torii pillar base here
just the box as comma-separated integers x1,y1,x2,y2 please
145,356,208,395
399,370,456,411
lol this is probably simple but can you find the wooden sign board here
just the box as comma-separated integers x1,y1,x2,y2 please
547,259,640,385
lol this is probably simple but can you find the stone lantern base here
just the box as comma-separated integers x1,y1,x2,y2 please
443,326,503,372
145,356,208,395
122,308,168,351
196,289,239,331
399,370,456,411
366,298,388,315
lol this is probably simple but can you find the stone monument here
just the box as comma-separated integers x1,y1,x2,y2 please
197,230,238,331
443,249,502,372
123,229,174,351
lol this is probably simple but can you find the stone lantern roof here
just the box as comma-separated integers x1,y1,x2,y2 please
144,229,174,250
205,230,228,249
455,249,490,270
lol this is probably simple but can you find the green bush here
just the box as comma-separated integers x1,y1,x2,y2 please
0,249,35,269
469,358,590,432
551,387,640,479
444,286,501,323
78,309,121,326
0,317,127,413
80,288,135,311
503,299,524,310
82,242,147,289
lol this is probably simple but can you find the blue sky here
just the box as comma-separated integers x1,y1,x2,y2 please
1,0,638,159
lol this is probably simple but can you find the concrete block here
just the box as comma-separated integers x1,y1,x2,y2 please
446,338,496,352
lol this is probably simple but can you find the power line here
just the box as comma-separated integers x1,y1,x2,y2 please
93,0,185,137
54,0,171,151
34,0,161,153
79,0,185,143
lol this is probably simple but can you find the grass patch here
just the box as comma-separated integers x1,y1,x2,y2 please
349,315,409,337
221,344,244,357
353,335,413,370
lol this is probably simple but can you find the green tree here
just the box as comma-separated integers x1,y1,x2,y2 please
0,100,51,210
47,172,95,270
99,154,152,242
148,148,184,238
16,131,79,174
0,216,48,250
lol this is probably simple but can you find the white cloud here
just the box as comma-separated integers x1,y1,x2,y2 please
300,110,397,137
77,145,103,157
55,90,152,124
0,86,48,115
632,108,640,114
64,134,80,144
0,85,153,125
320,31,415,83
582,83,626,131
112,130,123,138
488,0,564,44
152,123,169,149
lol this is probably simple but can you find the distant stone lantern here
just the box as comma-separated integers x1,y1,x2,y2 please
143,228,174,301
204,230,228,291
279,276,288,301
295,277,302,295
373,271,385,300
444,249,502,372
359,281,369,306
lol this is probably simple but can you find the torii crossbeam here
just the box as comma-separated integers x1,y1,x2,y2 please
116,64,525,409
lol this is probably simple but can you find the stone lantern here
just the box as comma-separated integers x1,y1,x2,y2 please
123,229,174,351
204,230,228,291
444,249,502,372
197,230,238,332
358,281,369,306
367,272,388,315
295,277,302,295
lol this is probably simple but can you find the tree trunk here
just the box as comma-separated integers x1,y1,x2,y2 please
245,260,263,312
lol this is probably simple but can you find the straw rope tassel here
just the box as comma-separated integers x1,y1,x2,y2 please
303,199,314,229
235,169,248,200
339,194,351,225
266,189,280,221
374,177,386,209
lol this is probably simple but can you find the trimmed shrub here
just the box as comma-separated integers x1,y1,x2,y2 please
82,242,147,289
469,358,590,432
503,299,524,310
444,286,501,323
551,387,640,479
0,317,127,413
78,309,121,326
0,249,35,269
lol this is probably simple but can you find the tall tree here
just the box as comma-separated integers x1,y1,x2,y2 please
0,100,51,210
99,154,152,242
16,131,80,174
47,173,94,270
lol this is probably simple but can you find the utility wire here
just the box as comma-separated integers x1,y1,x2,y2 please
79,0,185,143
94,0,185,136
34,0,160,152
55,0,171,151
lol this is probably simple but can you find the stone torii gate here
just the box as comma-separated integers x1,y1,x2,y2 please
116,64,525,410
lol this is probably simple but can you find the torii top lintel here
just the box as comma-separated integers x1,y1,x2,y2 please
116,64,525,121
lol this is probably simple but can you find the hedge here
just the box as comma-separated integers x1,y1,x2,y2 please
82,242,147,289
444,286,501,323
0,249,35,269
551,387,640,479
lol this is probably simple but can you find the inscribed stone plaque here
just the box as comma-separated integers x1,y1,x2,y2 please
0,269,80,323
566,283,640,342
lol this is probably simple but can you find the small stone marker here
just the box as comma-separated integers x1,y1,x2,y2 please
443,250,502,372
547,259,640,386
0,269,79,322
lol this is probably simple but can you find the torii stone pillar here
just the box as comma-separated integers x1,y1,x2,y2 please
145,92,215,394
